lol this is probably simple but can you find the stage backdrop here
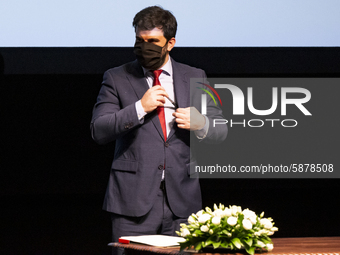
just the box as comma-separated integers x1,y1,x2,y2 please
0,47,339,254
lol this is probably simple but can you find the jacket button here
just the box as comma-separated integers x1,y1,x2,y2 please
158,165,163,170
124,122,133,129
165,142,169,147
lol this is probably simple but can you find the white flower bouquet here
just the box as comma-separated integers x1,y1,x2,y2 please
176,204,278,255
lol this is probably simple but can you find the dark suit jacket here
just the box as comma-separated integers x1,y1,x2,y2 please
90,58,227,218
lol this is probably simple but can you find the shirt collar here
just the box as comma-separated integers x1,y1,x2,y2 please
142,57,172,77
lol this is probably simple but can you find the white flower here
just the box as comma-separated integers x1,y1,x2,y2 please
222,208,232,217
260,218,273,229
200,225,209,232
198,214,211,223
266,243,274,251
188,215,196,224
257,240,265,247
213,209,223,217
258,229,272,236
181,228,190,237
212,216,221,225
196,210,204,217
242,219,253,230
179,205,277,248
242,209,256,219
227,216,238,226
249,215,257,225
231,205,242,216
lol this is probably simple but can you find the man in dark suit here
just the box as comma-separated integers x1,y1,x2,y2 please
90,6,227,253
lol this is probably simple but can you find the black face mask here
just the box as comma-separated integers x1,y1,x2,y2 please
133,41,168,70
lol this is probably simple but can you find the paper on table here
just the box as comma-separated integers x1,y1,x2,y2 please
112,235,186,247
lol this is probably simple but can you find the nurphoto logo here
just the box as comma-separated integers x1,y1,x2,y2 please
197,81,312,128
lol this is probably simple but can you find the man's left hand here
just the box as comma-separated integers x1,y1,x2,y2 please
173,107,206,131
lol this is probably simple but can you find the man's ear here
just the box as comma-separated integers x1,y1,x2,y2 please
167,37,176,51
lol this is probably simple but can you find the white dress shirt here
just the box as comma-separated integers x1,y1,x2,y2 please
135,57,209,139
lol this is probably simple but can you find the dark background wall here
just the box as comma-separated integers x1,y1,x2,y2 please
0,47,339,254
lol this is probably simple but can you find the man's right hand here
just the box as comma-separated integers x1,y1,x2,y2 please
141,86,169,113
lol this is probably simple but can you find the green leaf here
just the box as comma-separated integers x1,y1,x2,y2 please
245,246,255,255
244,238,253,247
194,242,202,251
194,230,201,235
231,238,242,249
222,230,230,235
204,239,212,247
212,241,221,249
241,241,249,250
220,242,229,248
260,237,272,244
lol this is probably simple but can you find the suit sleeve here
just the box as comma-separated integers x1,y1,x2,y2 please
195,70,228,144
90,70,141,145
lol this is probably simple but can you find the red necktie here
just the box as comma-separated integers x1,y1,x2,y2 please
153,70,167,141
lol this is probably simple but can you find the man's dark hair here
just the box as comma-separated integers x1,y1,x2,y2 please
133,6,177,41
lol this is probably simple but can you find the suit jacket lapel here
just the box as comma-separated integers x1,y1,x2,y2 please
168,58,189,140
126,60,149,99
172,59,189,109
126,60,166,141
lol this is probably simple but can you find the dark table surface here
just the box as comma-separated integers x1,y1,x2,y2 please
111,237,340,255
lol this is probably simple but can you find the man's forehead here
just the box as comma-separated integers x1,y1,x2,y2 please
136,27,164,38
